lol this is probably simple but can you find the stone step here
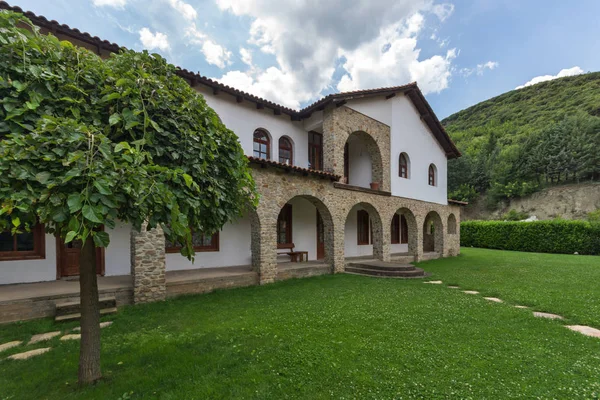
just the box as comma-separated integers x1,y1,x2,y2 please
345,266,425,278
55,307,117,322
347,262,416,272
55,297,116,318
390,255,415,264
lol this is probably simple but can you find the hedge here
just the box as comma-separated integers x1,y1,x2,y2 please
460,220,600,255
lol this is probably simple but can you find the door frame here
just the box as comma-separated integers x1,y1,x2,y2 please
55,232,106,279
316,209,325,260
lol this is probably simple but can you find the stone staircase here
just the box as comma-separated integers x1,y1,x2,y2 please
54,296,118,322
345,260,427,278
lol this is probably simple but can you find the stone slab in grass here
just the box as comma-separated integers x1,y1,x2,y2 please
7,348,51,360
463,290,479,295
514,305,529,309
566,325,600,338
72,321,113,332
484,297,503,303
424,280,443,284
533,311,563,320
60,334,80,341
0,341,22,353
28,331,61,345
447,286,460,289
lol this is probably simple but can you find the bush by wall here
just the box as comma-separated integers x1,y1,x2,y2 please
461,220,600,255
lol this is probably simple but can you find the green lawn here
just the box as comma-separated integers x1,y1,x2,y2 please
1,249,599,399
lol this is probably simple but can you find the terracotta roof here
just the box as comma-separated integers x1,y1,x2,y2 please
247,156,340,180
448,199,469,206
0,1,460,158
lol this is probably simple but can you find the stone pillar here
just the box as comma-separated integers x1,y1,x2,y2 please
331,223,346,273
130,224,166,303
253,209,277,285
413,215,425,262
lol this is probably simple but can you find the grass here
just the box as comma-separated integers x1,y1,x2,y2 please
0,248,599,399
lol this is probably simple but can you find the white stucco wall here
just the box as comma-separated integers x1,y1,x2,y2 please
0,233,57,285
104,222,131,276
287,197,318,261
196,85,310,168
166,215,252,271
347,138,372,188
344,206,374,258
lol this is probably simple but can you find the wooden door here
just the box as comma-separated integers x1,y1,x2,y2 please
316,210,325,260
56,236,104,278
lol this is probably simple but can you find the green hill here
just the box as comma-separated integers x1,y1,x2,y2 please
443,72,600,207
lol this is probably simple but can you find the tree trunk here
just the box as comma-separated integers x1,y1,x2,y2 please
78,236,102,384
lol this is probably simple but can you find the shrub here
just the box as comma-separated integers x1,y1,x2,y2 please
588,209,600,222
500,209,529,221
461,220,600,255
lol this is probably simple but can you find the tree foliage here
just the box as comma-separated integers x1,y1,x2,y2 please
444,72,600,207
0,10,257,256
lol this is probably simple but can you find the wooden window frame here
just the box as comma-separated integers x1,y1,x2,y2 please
399,153,409,178
253,129,271,160
308,131,323,171
277,204,293,248
357,210,370,245
0,223,45,261
278,136,293,165
391,214,400,244
428,164,436,186
165,231,220,253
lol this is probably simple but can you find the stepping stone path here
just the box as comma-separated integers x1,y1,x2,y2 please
484,297,503,303
463,290,479,295
424,280,443,284
28,331,61,345
533,311,563,320
514,305,529,309
566,325,600,338
447,286,460,289
0,341,22,353
72,321,113,332
60,334,80,341
8,348,51,360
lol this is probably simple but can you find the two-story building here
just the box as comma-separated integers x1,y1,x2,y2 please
0,3,464,322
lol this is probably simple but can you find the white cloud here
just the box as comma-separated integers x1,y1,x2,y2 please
92,0,127,7
240,48,253,67
459,60,498,77
202,40,233,68
516,66,584,89
138,27,170,51
215,0,459,107
168,0,197,21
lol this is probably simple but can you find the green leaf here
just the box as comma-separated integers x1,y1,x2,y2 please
101,92,121,103
183,174,193,188
115,142,131,153
11,217,20,227
65,231,77,243
93,231,110,248
35,171,51,185
67,193,83,213
93,180,112,195
109,113,122,126
82,205,103,223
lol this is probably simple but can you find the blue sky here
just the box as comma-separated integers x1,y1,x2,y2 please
10,0,600,118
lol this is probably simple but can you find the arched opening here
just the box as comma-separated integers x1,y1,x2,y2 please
390,208,417,258
274,195,334,269
428,164,437,186
344,202,384,260
253,128,271,160
423,211,443,254
343,131,383,190
278,136,293,165
447,214,457,234
399,153,410,178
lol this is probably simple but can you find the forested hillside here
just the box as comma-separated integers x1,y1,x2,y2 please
444,72,600,208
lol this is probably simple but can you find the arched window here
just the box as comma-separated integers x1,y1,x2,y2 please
253,129,270,160
278,136,293,165
399,153,409,178
428,164,436,186
447,214,457,234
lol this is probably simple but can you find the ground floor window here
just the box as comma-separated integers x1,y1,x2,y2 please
277,204,293,247
0,223,45,261
165,231,219,253
357,210,371,245
391,214,409,245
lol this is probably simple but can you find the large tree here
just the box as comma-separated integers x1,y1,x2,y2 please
0,11,256,384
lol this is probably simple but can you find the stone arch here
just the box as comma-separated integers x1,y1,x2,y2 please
275,194,336,269
344,131,384,190
344,201,386,261
390,207,418,258
423,211,444,254
447,213,457,234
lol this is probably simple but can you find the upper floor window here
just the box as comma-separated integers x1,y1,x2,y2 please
308,131,323,171
165,230,219,253
253,129,270,160
278,137,293,165
0,223,45,261
399,153,409,178
428,164,437,186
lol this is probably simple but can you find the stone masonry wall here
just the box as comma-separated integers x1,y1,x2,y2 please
130,224,167,303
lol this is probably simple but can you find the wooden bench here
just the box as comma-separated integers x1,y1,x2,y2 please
277,243,308,262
